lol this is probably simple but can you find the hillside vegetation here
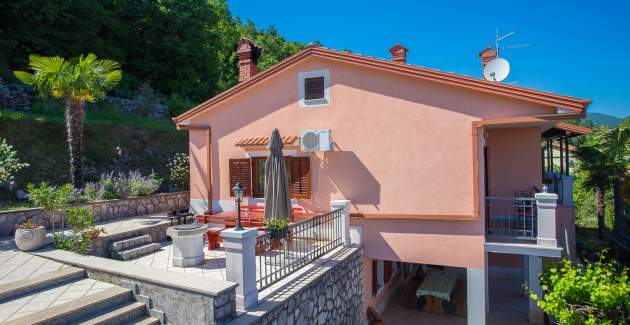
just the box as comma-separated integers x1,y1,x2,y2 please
0,107,187,189
0,0,306,106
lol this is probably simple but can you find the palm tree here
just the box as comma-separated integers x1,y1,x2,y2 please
575,145,612,239
14,54,122,189
595,120,630,232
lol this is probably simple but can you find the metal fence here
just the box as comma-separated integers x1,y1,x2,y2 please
255,208,344,291
485,197,537,240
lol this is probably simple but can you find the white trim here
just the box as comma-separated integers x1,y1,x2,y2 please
298,69,331,108
484,241,563,258
244,150,298,158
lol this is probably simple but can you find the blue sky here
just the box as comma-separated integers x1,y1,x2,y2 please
228,0,629,118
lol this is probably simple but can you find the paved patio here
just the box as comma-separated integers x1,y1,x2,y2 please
380,277,529,324
125,241,227,280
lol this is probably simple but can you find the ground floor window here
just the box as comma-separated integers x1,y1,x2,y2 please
229,156,311,199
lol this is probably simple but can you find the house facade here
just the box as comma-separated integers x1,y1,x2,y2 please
174,39,590,324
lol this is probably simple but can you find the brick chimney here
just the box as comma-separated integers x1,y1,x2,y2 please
389,44,408,63
478,46,497,69
236,38,262,82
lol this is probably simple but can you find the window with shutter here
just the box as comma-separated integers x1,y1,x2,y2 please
290,157,311,198
228,159,251,197
304,76,325,100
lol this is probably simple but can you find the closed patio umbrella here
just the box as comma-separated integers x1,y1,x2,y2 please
264,128,293,221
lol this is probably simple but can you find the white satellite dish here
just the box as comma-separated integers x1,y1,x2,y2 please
483,58,510,82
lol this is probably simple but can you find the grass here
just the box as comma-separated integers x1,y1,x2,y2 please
0,99,188,191
0,107,176,132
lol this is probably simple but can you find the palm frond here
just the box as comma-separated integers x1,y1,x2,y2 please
13,71,35,85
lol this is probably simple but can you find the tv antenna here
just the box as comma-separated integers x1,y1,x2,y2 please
495,28,530,57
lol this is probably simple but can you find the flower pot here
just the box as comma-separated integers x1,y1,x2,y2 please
270,228,288,240
14,227,47,251
83,230,101,240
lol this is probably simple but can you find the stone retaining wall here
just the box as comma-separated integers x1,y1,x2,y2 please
0,192,189,236
237,247,364,325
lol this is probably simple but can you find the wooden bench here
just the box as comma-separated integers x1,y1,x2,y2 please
366,307,384,325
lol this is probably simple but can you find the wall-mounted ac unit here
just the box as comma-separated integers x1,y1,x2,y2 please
300,129,332,152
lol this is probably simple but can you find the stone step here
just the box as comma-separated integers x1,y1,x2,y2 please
117,243,162,261
127,316,161,325
74,301,148,325
0,266,85,302
111,235,153,253
4,286,133,325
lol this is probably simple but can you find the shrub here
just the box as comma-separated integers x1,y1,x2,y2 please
56,207,105,254
127,170,161,197
166,93,194,117
528,252,629,324
0,137,29,186
86,170,162,200
167,153,189,190
26,182,73,234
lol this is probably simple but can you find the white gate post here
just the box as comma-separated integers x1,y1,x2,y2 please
221,228,258,309
331,200,351,247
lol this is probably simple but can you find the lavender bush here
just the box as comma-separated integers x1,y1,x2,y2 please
83,171,161,200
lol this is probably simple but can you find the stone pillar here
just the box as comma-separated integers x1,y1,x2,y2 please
559,175,574,206
221,228,258,309
467,258,487,325
536,189,558,248
331,200,351,247
527,255,544,325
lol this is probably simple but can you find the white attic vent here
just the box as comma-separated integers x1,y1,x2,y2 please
300,129,331,152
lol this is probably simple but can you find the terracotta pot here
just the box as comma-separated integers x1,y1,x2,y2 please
84,230,101,240
14,227,47,251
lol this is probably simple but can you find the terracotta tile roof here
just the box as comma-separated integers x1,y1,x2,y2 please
174,45,591,125
236,135,299,147
553,122,593,135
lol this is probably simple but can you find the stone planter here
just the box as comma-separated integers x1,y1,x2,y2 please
14,226,47,251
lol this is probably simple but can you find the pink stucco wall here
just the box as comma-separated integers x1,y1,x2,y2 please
181,56,557,269
485,127,543,197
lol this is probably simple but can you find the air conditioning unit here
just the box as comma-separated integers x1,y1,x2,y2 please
300,129,332,152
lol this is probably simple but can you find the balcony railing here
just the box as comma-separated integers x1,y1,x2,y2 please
485,197,537,240
255,208,343,291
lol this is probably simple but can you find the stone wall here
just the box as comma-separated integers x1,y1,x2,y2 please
87,268,236,325
238,247,364,325
0,192,189,236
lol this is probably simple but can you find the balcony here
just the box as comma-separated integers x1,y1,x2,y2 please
485,191,563,258
485,196,537,241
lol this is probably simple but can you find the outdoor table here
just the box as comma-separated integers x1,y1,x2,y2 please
416,270,457,314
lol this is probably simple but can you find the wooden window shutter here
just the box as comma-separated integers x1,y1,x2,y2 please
304,76,324,100
229,159,251,197
384,261,392,283
290,157,311,198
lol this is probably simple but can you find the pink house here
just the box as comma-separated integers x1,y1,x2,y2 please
174,39,590,324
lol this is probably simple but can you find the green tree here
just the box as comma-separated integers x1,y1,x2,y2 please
14,54,122,189
575,144,612,238
528,254,629,325
0,138,29,186
26,182,73,235
595,120,630,232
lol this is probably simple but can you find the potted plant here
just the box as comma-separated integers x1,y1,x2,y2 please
14,219,47,251
264,218,288,250
82,226,106,240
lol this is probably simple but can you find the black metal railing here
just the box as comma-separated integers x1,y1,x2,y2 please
485,197,537,240
255,208,344,291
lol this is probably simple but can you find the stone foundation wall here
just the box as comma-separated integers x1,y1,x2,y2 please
247,247,364,325
0,192,189,236
87,269,236,325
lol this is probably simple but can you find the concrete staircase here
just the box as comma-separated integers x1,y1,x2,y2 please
110,235,162,261
0,266,162,325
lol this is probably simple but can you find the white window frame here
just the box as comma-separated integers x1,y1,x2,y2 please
298,69,330,108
